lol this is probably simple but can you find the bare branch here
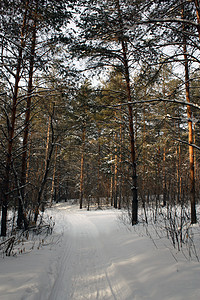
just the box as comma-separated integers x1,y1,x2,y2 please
174,138,200,151
103,98,200,110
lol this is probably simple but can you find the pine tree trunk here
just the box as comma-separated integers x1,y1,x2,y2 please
123,48,138,225
176,108,182,204
118,117,123,209
1,3,28,236
34,108,55,223
114,126,118,209
182,7,197,223
45,116,51,171
116,0,138,224
162,90,167,207
163,147,167,207
80,126,86,209
50,145,58,206
25,131,32,184
114,146,118,209
97,128,101,208
18,1,37,229
110,160,113,206
176,145,180,203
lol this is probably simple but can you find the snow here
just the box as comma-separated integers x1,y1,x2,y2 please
0,202,200,300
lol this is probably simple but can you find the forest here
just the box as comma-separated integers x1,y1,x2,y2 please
0,0,200,238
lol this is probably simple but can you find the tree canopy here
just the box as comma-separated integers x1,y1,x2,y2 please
1,0,200,235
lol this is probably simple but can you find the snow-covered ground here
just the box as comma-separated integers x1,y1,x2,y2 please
0,202,200,300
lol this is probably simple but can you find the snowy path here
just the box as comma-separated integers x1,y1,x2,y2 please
48,211,132,300
45,204,200,300
0,203,200,300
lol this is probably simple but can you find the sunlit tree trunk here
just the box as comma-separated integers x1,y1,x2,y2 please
182,6,197,223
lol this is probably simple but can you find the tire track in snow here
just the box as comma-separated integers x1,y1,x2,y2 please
48,214,78,300
48,211,133,300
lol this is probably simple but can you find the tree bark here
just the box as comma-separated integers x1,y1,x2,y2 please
182,6,197,224
80,125,86,209
1,2,29,236
124,49,138,225
116,0,138,225
110,156,114,207
118,112,123,210
18,0,38,229
34,107,55,223
114,133,118,209
50,145,58,206
97,127,101,208
45,116,51,171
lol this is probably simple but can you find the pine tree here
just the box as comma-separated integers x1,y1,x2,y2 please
0,0,77,235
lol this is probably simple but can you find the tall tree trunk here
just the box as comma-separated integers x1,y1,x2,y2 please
25,130,32,184
176,144,180,203
193,123,197,182
114,114,118,209
176,108,182,204
182,7,197,224
80,125,86,209
123,46,138,225
118,113,123,209
45,116,51,170
114,133,118,209
110,156,114,206
162,83,167,207
34,112,51,221
163,147,167,207
141,106,148,219
116,0,138,224
97,128,101,208
1,2,29,236
18,1,38,229
34,107,55,223
50,145,58,206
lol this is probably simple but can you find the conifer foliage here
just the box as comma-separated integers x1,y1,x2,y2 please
1,0,200,236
